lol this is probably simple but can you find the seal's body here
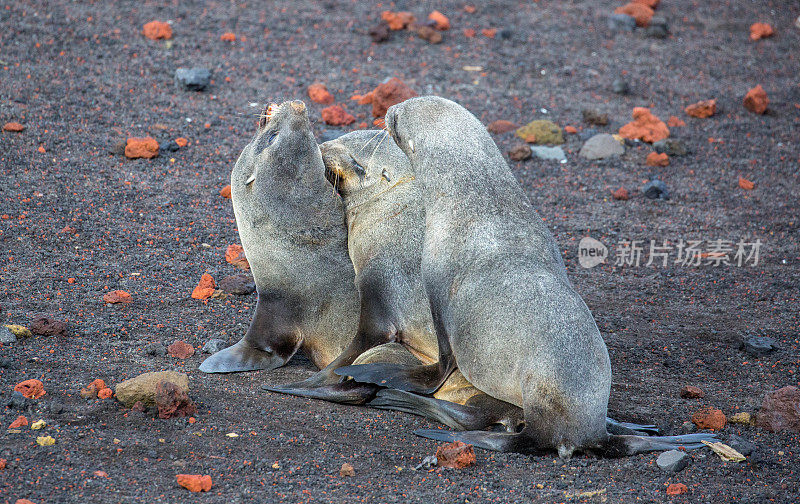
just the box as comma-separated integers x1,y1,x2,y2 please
199,101,359,373
338,97,714,456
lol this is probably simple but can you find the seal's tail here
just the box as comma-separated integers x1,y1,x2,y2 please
198,339,290,373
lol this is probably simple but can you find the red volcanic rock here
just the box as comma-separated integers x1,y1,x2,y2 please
667,115,685,127
381,11,415,31
612,187,629,201
174,137,188,147
191,273,216,300
308,83,335,105
219,184,232,199
666,483,688,496
358,78,417,118
685,99,716,118
225,244,250,270
436,441,476,468
31,316,67,336
428,11,450,30
680,385,705,398
142,21,172,40
9,415,29,429
564,125,578,134
103,290,132,304
156,380,198,418
633,0,659,7
3,122,25,132
481,28,497,38
98,387,114,399
176,474,212,492
15,379,45,399
321,105,356,126
646,152,669,167
749,23,774,41
738,177,755,190
124,137,159,159
692,407,726,431
614,3,654,27
756,386,800,433
743,85,768,114
619,107,669,143
0,458,6,469
220,32,236,42
168,340,195,359
487,120,518,134
463,28,476,38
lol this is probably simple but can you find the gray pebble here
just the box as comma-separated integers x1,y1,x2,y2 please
579,134,624,160
0,326,16,343
612,78,630,95
679,421,696,434
50,401,65,415
643,179,670,200
175,68,212,92
740,335,778,356
530,146,566,162
144,342,167,357
727,434,757,456
656,450,689,472
6,390,34,410
202,338,228,355
653,139,688,157
607,14,637,32
646,17,669,39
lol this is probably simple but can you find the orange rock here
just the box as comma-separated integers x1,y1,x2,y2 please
692,407,726,430
92,379,107,391
142,21,172,40
225,244,250,270
339,462,355,477
191,273,216,300
174,137,188,147
3,122,24,132
220,32,236,42
487,120,518,134
307,83,334,105
743,85,768,114
80,383,99,399
359,78,417,118
177,474,212,492
646,152,669,167
103,290,132,304
463,28,476,37
15,500,37,504
481,28,497,38
94,470,109,478
619,107,669,143
614,3,654,27
667,115,685,127
680,385,704,398
219,184,232,199
98,387,114,399
124,137,159,159
428,10,450,30
564,125,578,134
15,379,45,399
666,483,688,495
633,0,659,7
0,458,6,469
738,177,755,190
436,441,476,468
381,11,416,31
321,105,356,126
9,415,29,429
612,187,629,201
37,145,46,153
684,99,716,118
464,5,477,14
168,340,195,359
749,22,774,41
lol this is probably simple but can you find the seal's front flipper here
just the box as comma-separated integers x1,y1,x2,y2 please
199,340,290,373
263,379,378,405
334,362,451,395
370,389,485,430
414,428,530,453
605,417,660,436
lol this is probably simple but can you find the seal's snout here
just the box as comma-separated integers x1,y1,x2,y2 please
290,100,306,114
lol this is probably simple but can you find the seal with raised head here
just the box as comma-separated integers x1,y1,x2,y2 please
337,96,715,457
199,100,359,374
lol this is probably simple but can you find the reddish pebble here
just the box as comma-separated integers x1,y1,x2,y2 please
225,244,250,270
487,120,518,134
619,107,669,143
308,83,335,105
738,177,755,190
463,28,476,37
614,3,654,27
219,184,232,199
436,441,476,468
358,78,417,118
339,462,355,477
666,483,688,495
464,5,477,13
174,137,188,147
191,273,216,300
98,387,114,399
743,85,768,114
9,415,29,429
749,22,774,41
14,379,45,399
428,10,450,30
633,0,659,7
220,32,236,41
37,145,46,153
481,28,497,38
16,500,37,504
142,21,172,40
564,125,578,134
124,137,159,159
380,11,416,30
692,407,726,431
680,385,705,398
94,470,109,478
685,99,716,118
30,316,67,336
103,290,132,304
667,116,685,127
321,105,356,126
188,417,197,424
612,187,629,201
646,152,669,167
156,380,197,418
177,474,212,492
0,458,6,469
3,122,24,132
168,340,195,359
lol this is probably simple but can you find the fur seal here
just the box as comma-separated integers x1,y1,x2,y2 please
337,97,715,457
199,100,359,373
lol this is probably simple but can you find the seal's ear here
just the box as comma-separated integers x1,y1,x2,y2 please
258,103,278,129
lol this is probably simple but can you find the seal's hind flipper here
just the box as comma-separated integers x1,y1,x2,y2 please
334,362,450,395
199,340,289,373
370,389,482,430
595,432,720,458
415,428,530,453
263,379,378,405
605,417,660,436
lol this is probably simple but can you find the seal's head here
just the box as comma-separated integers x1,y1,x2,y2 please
383,96,464,159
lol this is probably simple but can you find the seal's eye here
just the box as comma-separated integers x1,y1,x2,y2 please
350,157,366,177
267,131,278,145
381,169,391,182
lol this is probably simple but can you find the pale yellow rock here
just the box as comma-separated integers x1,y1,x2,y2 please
5,324,32,338
729,412,752,425
37,435,56,446
30,420,46,430
702,440,746,462
114,371,189,407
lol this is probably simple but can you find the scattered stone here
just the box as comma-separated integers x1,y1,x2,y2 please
2,121,25,132
202,338,228,354
656,450,689,473
743,85,768,114
530,146,566,161
177,474,212,492
414,24,443,44
0,326,15,343
727,434,757,456
6,390,34,410
191,273,216,300
685,99,717,118
9,415,29,429
339,462,355,477
98,388,113,400
679,420,696,434
103,290,132,304
579,134,624,160
581,109,608,126
612,187,629,201
619,107,669,143
36,435,56,446
414,455,438,470
15,379,46,399
739,177,755,190
612,78,630,95
219,185,232,199
646,152,669,167
740,335,777,356
220,32,236,42
307,83,334,105
49,401,64,415
155,380,197,419
368,22,391,43
642,179,670,200
436,441,476,469
5,324,32,339
653,139,687,156
666,483,688,496
30,419,46,430
0,458,5,469
142,21,172,40
755,386,800,433
481,28,497,38
144,342,167,357
174,68,212,92
358,78,417,118
428,11,450,30
109,140,127,155
729,412,753,425
115,371,189,408
30,316,66,336
175,137,188,148
218,273,255,295
321,105,356,126
614,2,654,27
680,386,704,399
381,11,416,31
692,407,726,431
702,440,746,462
667,116,685,127
515,120,564,145
125,137,159,159
162,140,180,152
607,13,637,32
564,125,577,134
487,120,518,134
508,144,532,161
225,244,250,270
168,340,195,359
749,22,774,41
646,17,669,38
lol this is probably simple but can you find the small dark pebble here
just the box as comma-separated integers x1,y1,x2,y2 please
612,78,630,95
607,13,637,32
740,335,778,356
174,67,212,92
49,401,65,415
163,140,180,152
218,273,256,295
202,338,228,354
653,139,688,157
727,434,757,456
643,179,670,200
6,390,34,410
0,357,15,369
368,22,390,43
646,17,669,39
582,109,609,126
109,140,127,156
144,342,167,357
